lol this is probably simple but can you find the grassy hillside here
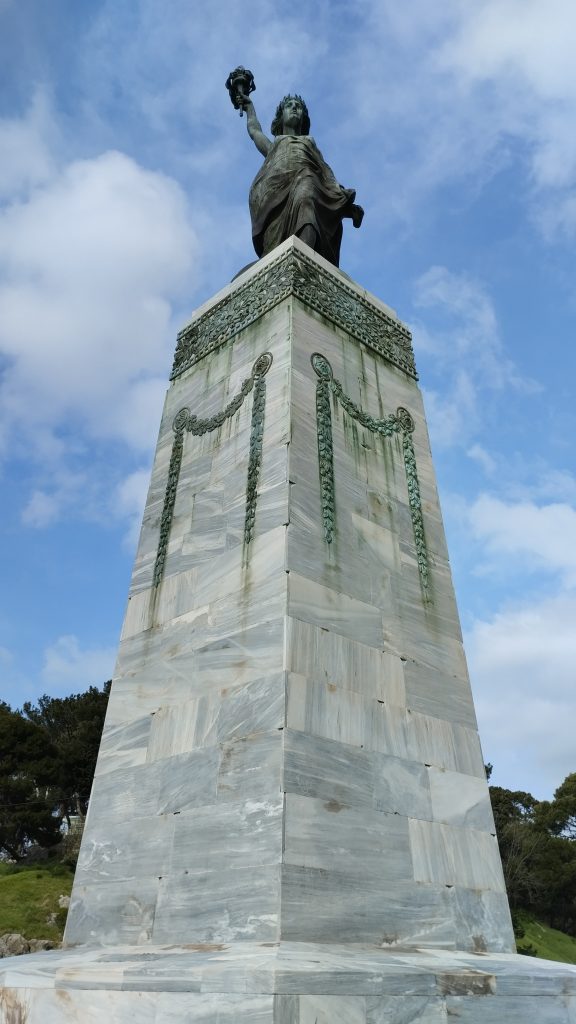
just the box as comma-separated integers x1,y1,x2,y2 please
517,915,576,964
0,861,74,943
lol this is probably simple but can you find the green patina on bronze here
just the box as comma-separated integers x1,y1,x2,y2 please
172,248,415,381
153,352,273,588
314,356,336,544
311,353,430,594
226,70,363,268
244,352,273,544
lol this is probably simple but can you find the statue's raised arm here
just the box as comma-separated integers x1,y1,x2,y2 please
242,99,271,158
226,68,363,269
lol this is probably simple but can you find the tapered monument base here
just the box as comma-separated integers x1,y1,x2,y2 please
3,240,575,1022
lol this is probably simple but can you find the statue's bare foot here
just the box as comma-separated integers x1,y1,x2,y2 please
351,204,364,228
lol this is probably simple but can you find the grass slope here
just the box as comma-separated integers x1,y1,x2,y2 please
0,862,74,942
517,916,576,964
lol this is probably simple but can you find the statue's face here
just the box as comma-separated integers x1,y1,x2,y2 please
282,98,304,132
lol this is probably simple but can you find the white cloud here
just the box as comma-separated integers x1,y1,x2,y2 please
0,146,197,454
0,91,57,201
466,593,576,798
20,468,97,530
529,470,576,506
84,0,325,125
412,266,535,447
0,110,198,529
439,1,576,112
21,490,62,529
468,494,576,586
422,372,478,449
0,646,14,665
103,376,167,453
413,265,523,387
467,444,496,476
41,635,116,690
433,1,576,234
326,1,576,239
113,468,151,549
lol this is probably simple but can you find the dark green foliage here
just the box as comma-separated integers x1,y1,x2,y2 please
490,773,576,938
490,785,547,908
22,682,111,819
537,774,576,840
0,683,110,861
0,702,62,860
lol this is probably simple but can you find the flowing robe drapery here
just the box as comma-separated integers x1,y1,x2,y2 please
249,135,355,267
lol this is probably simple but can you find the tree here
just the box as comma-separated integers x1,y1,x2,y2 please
489,776,576,936
489,785,546,909
0,702,62,860
22,682,111,821
536,773,576,841
530,832,576,934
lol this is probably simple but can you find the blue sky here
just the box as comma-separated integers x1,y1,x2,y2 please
1,0,575,800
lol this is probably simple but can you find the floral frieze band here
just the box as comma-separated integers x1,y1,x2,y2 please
172,247,416,381
311,353,429,593
153,352,273,588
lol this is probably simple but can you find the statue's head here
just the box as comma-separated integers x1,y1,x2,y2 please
271,95,310,136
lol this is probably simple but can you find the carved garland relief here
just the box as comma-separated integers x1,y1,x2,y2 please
311,353,430,594
153,348,429,596
153,352,273,588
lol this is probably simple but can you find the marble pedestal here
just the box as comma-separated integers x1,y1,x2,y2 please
2,238,575,1021
3,942,576,1022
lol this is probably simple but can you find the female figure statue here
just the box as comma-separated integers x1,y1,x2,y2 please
239,92,363,268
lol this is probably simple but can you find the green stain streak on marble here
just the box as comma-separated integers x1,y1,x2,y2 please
312,354,430,597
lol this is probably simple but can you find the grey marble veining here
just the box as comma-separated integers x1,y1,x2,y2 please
448,888,515,955
285,673,486,778
216,673,285,742
287,572,384,650
217,731,283,803
107,617,286,726
151,865,281,944
286,616,406,705
95,714,152,776
170,795,283,874
2,939,576,1021
280,867,455,947
444,994,576,1022
156,747,220,814
428,767,495,832
283,728,433,821
403,660,477,730
283,793,412,879
64,878,161,946
299,994,366,1024
409,818,506,892
74,812,175,886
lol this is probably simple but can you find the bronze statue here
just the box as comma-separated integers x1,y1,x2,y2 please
226,69,363,268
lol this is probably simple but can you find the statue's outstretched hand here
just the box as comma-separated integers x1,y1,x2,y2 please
237,92,253,113
351,204,364,229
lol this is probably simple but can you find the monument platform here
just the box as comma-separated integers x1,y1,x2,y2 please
2,238,575,1022
3,941,576,1021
